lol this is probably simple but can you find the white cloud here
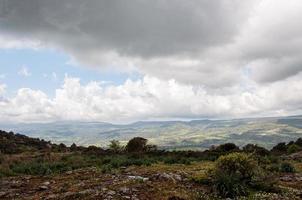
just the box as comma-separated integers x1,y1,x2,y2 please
0,34,42,49
0,75,302,123
18,66,31,77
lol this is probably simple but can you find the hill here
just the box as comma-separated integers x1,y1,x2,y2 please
1,115,302,150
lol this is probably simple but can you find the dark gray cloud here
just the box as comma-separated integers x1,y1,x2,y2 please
1,0,302,86
0,0,252,57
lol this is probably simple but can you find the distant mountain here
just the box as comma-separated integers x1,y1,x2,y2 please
1,115,302,150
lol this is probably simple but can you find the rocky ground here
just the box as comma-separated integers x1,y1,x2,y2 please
0,164,207,200
1,163,302,200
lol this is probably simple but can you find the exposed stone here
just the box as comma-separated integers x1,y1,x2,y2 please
119,186,130,194
107,190,116,195
39,185,49,190
79,189,95,195
43,181,50,185
128,175,149,182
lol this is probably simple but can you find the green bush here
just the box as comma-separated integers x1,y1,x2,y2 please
108,140,124,152
287,144,301,154
212,171,248,197
210,153,257,198
280,162,295,173
11,162,53,175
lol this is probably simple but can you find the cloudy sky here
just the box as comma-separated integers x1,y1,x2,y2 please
0,0,302,123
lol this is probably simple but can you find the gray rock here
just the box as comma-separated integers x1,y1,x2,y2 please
107,190,116,195
0,192,7,197
39,185,49,190
43,181,51,186
119,187,130,194
128,175,149,182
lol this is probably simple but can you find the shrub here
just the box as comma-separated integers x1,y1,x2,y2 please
295,138,302,147
108,140,123,152
271,142,287,154
250,167,278,192
84,145,105,155
11,162,54,175
210,153,257,198
287,144,301,154
243,144,270,156
280,162,295,173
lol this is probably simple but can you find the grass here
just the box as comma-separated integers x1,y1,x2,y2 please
0,151,212,177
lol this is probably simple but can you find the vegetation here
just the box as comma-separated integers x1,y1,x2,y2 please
0,130,302,199
125,137,148,152
287,144,301,154
280,162,295,173
210,153,257,197
108,140,124,152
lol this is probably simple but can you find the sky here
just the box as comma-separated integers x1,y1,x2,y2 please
0,0,302,123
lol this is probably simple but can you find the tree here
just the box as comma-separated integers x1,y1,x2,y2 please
126,137,147,153
216,143,239,152
70,143,77,151
108,140,123,152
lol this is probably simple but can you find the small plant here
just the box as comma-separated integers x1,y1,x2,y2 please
210,153,257,198
280,162,295,173
108,140,123,152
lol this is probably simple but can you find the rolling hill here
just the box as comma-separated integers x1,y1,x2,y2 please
1,115,302,150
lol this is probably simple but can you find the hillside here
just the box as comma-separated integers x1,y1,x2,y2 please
1,115,302,150
1,130,302,199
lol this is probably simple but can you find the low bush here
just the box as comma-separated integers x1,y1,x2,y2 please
280,162,295,173
287,144,301,154
209,153,259,198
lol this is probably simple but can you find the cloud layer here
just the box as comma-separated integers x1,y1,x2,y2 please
1,0,302,121
1,0,302,86
0,74,302,123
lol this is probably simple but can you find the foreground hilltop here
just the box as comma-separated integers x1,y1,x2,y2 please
0,130,302,199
